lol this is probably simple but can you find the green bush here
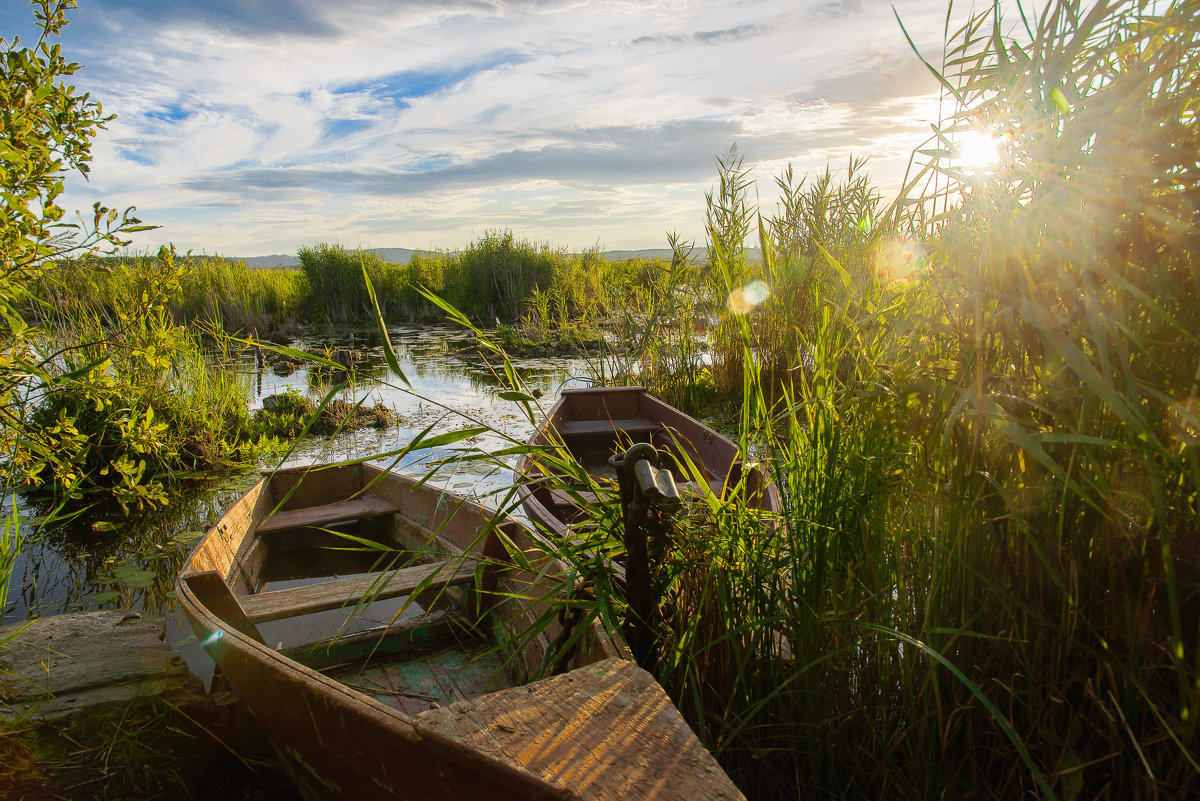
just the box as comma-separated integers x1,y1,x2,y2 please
7,252,273,511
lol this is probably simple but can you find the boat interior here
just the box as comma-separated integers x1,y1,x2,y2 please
185,464,605,716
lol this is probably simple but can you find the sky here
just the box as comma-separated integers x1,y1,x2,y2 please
5,0,969,257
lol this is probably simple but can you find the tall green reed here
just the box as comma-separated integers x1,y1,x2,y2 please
588,1,1199,798
32,254,307,335
0,504,24,627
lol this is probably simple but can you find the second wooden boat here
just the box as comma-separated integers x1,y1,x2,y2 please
515,386,781,539
177,462,743,801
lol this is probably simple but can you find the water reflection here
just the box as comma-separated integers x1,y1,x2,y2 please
5,324,593,624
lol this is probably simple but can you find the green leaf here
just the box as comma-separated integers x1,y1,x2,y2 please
412,426,489,449
111,564,156,589
1049,86,1071,113
361,256,410,387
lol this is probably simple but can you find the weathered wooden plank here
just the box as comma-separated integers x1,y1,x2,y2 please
241,559,478,624
415,657,744,800
265,462,365,511
186,478,264,594
0,611,203,722
278,609,462,670
557,418,659,437
545,487,607,507
256,495,400,535
184,571,266,644
561,385,646,421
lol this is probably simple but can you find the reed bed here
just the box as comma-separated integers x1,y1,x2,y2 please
32,254,306,336
31,236,671,336
545,1,1199,797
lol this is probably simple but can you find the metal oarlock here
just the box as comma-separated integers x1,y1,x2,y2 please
621,442,682,507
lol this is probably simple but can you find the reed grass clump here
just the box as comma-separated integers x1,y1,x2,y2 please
31,254,307,336
174,256,305,333
547,1,1199,798
296,243,389,322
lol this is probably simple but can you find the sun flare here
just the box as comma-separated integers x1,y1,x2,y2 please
957,129,1002,171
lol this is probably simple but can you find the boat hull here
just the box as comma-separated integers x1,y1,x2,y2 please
177,462,744,801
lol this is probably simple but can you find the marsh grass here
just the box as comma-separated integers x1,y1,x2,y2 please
0,506,21,619
519,2,1200,798
34,254,307,336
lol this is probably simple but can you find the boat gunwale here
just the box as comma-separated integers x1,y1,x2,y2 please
514,386,781,538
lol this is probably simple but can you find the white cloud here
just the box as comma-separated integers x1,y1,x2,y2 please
44,0,968,255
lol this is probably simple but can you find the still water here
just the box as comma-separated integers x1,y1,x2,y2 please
2,324,599,626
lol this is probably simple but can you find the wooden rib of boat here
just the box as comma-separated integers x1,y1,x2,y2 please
515,386,781,538
176,462,744,801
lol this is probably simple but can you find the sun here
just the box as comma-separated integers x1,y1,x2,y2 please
957,129,1002,171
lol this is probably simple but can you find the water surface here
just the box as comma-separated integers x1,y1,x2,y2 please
2,324,595,624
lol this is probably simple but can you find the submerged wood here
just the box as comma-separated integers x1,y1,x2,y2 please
515,386,781,540
177,462,744,801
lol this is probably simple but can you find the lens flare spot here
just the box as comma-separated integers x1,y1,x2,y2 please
870,238,925,284
201,629,224,650
727,280,770,315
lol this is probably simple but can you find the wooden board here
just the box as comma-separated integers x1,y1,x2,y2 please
415,657,743,800
545,487,607,507
327,639,511,716
0,611,203,722
264,463,366,511
557,418,659,437
185,479,264,594
278,609,461,670
257,495,400,535
241,558,478,624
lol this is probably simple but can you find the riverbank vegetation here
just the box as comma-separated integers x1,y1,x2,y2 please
27,232,673,342
11,251,282,512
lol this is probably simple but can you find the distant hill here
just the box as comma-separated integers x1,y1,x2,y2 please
239,248,418,268
601,249,677,262
241,254,298,268
234,247,761,267
602,248,762,264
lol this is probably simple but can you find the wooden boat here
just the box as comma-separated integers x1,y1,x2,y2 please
515,386,781,539
176,462,743,801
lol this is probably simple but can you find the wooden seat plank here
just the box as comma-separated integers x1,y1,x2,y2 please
546,487,608,507
257,496,400,535
242,559,477,624
557,418,659,437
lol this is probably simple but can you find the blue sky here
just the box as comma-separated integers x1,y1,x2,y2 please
5,0,974,257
